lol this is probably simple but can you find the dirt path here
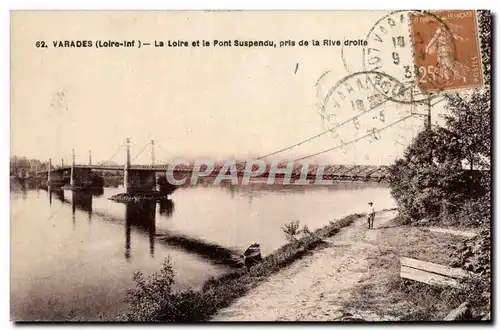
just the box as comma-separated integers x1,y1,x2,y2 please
212,210,398,321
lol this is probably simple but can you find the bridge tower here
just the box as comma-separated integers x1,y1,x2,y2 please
151,140,155,166
151,140,158,190
47,158,52,183
121,137,158,195
124,137,131,193
89,150,92,166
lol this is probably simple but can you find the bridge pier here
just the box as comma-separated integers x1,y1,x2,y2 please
47,161,68,189
125,170,157,193
71,168,95,188
111,138,174,201
64,149,104,190
123,137,156,194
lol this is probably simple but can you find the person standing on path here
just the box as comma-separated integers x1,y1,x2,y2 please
368,202,375,229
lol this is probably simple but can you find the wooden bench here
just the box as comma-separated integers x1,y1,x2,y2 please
400,257,470,288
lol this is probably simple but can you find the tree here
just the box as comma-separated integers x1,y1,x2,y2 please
10,155,50,177
442,10,491,172
388,11,492,226
389,129,467,222
442,10,491,193
443,92,490,172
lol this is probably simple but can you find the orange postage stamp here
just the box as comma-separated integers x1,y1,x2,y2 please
410,10,483,92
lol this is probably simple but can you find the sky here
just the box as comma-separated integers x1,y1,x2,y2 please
11,11,451,166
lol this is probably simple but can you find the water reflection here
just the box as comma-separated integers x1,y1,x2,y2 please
121,199,176,260
71,191,93,213
43,186,178,261
40,180,388,265
124,201,157,260
46,187,65,205
70,191,93,223
46,187,103,209
89,186,104,197
53,189,65,203
22,185,27,200
159,199,174,217
12,180,396,320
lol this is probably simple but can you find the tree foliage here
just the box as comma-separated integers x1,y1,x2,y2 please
389,129,468,222
389,10,491,226
123,258,213,322
281,220,313,243
10,155,50,177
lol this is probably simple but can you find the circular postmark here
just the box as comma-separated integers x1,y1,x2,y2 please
50,88,69,112
315,71,425,161
362,10,456,104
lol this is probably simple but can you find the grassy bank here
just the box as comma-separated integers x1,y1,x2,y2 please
342,217,490,321
121,213,363,322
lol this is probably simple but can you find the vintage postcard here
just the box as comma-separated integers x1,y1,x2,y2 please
10,10,491,322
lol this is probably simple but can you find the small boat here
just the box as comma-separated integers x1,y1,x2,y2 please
242,243,262,270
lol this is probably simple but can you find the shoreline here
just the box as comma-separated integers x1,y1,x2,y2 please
211,210,489,322
108,191,172,202
212,209,399,321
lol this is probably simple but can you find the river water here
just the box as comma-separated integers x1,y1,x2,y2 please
10,179,395,321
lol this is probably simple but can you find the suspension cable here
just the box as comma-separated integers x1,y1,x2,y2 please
131,141,151,161
256,93,394,160
293,114,416,161
98,142,125,166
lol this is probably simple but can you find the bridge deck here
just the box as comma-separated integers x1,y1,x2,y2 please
37,163,391,181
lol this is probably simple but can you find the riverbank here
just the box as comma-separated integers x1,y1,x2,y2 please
212,210,398,321
121,212,363,321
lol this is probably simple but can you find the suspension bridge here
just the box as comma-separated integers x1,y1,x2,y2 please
32,99,431,194
20,68,442,198
33,136,392,196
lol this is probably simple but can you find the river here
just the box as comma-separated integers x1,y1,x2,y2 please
10,179,395,321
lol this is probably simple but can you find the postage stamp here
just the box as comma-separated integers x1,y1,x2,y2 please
410,10,483,92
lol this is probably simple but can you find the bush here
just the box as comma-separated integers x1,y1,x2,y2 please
388,128,490,227
281,220,313,243
281,220,301,242
452,196,491,228
448,275,491,317
122,258,215,322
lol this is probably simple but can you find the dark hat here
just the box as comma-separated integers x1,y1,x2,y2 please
368,202,373,205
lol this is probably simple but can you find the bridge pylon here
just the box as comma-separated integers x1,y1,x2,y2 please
70,148,75,186
151,140,155,166
48,158,52,183
124,138,131,193
121,137,158,195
